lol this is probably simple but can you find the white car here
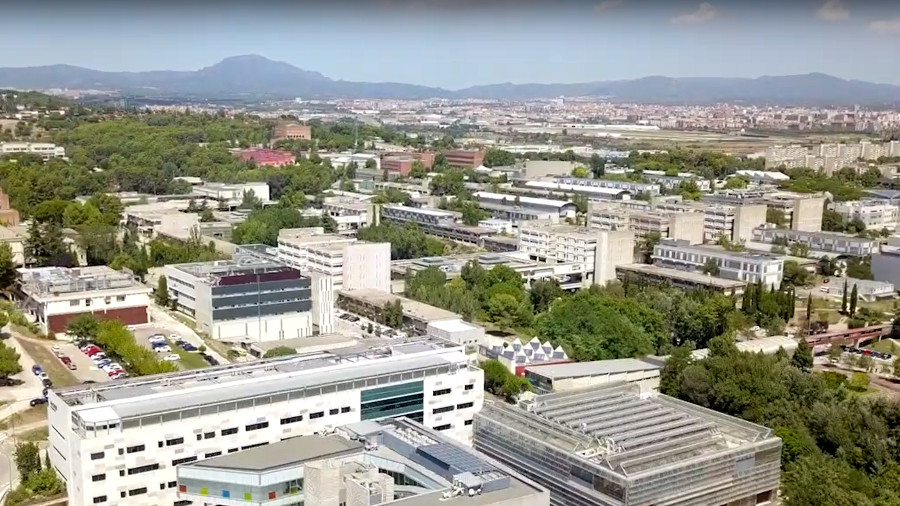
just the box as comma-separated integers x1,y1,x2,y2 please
103,363,123,372
148,335,166,344
91,353,107,362
162,354,180,362
169,334,180,341
154,345,172,353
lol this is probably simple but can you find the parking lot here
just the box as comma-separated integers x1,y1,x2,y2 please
51,341,111,383
133,326,211,370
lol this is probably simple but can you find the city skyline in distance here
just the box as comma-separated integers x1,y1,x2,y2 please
1,0,899,89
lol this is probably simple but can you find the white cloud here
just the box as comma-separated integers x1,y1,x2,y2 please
670,3,718,25
869,17,900,34
594,0,623,14
816,0,849,22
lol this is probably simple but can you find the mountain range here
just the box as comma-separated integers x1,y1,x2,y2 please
1,54,898,105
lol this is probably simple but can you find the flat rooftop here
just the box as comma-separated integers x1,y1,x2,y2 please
18,266,148,298
480,384,776,478
172,248,289,279
193,435,362,472
616,263,747,289
339,288,460,323
525,358,662,379
657,239,782,262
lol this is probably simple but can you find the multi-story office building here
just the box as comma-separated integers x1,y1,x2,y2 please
519,223,633,286
176,417,549,506
443,149,484,169
474,385,781,506
321,198,372,235
277,228,357,272
589,204,705,245
557,176,662,196
271,123,311,142
18,266,151,334
304,241,391,293
653,238,784,287
164,246,314,342
0,141,66,159
830,199,900,231
48,339,484,506
751,226,879,256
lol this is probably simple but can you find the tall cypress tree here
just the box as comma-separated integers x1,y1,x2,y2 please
841,280,849,314
850,284,859,317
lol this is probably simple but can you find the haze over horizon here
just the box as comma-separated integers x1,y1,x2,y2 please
2,0,899,89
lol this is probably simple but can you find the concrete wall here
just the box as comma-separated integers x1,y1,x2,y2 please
733,204,768,243
310,273,335,334
523,161,576,179
791,197,825,232
594,230,635,285
213,312,313,343
342,243,391,292
669,212,705,245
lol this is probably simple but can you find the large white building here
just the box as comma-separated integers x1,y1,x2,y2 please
48,339,483,506
277,228,357,273
0,141,66,159
830,199,900,231
653,239,784,288
518,223,634,286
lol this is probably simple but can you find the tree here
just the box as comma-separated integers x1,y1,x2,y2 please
0,342,21,379
382,300,404,329
239,189,262,210
702,258,720,276
485,294,524,332
790,339,813,372
481,359,530,402
783,260,811,286
821,209,846,232
482,149,515,168
199,207,215,223
893,356,900,379
841,280,848,314
460,202,486,226
14,442,41,480
0,243,18,292
155,276,170,307
827,344,842,363
263,346,296,358
589,153,605,178
805,295,813,322
849,283,858,317
409,160,427,178
530,278,563,313
571,166,589,178
66,313,99,341
660,345,693,396
365,158,377,170
766,208,787,228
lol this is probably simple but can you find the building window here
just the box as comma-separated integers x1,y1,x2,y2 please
126,444,144,454
241,442,268,450
168,481,177,489
228,448,239,453
310,411,324,419
432,388,451,396
127,488,147,497
433,424,452,431
457,402,474,410
341,406,351,413
165,437,184,446
464,419,473,426
172,456,197,466
69,300,79,307
205,451,221,458
92,496,106,504
127,463,159,475
281,415,303,425
90,451,104,460
203,432,215,439
116,295,126,302
119,470,125,477
464,384,474,391
433,405,454,415
221,427,238,436
329,408,339,415
85,299,92,307
91,474,105,482
120,492,125,499
245,421,269,431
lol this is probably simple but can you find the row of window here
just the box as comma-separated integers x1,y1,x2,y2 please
69,295,127,307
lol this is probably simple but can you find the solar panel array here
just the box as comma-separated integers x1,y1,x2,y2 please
418,442,496,475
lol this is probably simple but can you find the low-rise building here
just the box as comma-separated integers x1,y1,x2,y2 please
519,223,633,286
236,148,296,167
473,191,577,223
271,122,311,142
653,238,784,287
556,176,662,196
830,199,900,231
443,149,484,169
752,226,879,256
177,417,549,506
524,358,663,395
830,277,896,301
522,180,632,200
18,266,151,334
193,181,271,206
474,385,782,506
0,225,24,265
337,289,461,335
164,246,314,343
381,205,496,245
0,141,66,159
616,263,747,296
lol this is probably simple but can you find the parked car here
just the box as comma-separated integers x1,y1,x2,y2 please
180,343,198,352
0,378,24,387
169,334,180,341
202,354,219,366
154,345,172,354
30,398,48,407
91,353,108,362
162,354,180,362
66,362,77,371
148,335,166,344
41,378,52,388
31,365,43,376
86,348,104,357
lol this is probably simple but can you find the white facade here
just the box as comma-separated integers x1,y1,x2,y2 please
0,141,66,159
653,239,784,288
830,199,900,231
48,344,483,506
193,182,271,204
277,229,356,273
594,230,635,286
518,224,633,286
342,243,391,293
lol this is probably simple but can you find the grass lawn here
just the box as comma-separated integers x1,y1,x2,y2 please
16,426,48,442
17,339,79,388
868,339,899,354
173,348,207,370
0,405,48,430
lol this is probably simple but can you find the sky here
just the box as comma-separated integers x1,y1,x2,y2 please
1,0,899,89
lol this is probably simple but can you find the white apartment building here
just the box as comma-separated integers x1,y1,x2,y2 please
0,141,66,159
752,226,879,256
48,340,484,506
829,199,900,231
518,223,633,286
18,266,151,335
653,239,784,288
277,229,390,292
765,140,900,171
277,228,356,272
556,176,662,196
193,182,271,206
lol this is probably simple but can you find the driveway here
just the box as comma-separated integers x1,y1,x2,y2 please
0,336,45,404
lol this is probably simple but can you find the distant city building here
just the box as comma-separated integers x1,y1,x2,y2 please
164,246,314,343
271,122,312,143
765,140,900,172
473,191,577,223
518,223,633,286
752,226,879,256
443,149,484,169
474,385,782,506
236,148,296,167
829,199,900,231
18,266,151,334
0,142,66,159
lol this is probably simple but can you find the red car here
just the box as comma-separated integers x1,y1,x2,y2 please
83,346,100,355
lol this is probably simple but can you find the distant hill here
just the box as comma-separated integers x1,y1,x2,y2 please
0,55,898,105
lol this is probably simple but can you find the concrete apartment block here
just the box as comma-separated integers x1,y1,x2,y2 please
791,197,825,232
669,212,705,245
733,204,768,243
594,230,635,285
